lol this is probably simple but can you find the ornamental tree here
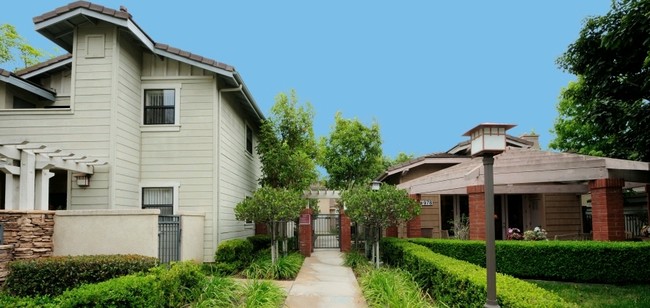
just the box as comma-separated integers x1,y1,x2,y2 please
234,187,305,263
0,24,45,70
341,184,420,268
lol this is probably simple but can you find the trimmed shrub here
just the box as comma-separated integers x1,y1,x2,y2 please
152,261,207,307
4,254,158,297
0,294,57,308
247,234,272,252
214,238,254,273
408,238,650,284
55,274,165,307
382,238,573,308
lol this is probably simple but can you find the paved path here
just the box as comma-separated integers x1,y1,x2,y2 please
284,249,367,308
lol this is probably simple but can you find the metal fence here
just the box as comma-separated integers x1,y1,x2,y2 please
313,214,340,248
158,215,180,263
625,214,646,238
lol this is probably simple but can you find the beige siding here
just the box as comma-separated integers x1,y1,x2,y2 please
420,194,441,230
543,193,582,238
112,33,143,209
218,91,260,247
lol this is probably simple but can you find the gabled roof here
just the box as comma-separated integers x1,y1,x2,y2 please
30,1,264,123
15,54,73,79
398,147,650,195
0,69,56,101
377,153,470,181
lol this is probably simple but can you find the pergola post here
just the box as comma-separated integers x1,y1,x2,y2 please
19,150,36,210
34,170,54,210
4,173,19,210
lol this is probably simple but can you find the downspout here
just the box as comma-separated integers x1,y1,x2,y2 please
216,83,243,248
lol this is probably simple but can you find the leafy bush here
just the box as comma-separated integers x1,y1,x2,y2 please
55,274,165,307
247,234,272,252
382,238,573,308
523,227,548,241
344,251,372,276
243,253,304,280
194,276,241,307
238,280,286,308
409,238,650,283
360,268,435,307
152,261,207,307
214,238,254,273
4,254,158,297
0,294,57,308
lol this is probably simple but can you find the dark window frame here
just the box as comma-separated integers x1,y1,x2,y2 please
143,89,176,125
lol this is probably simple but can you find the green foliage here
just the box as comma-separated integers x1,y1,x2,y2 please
152,261,206,307
0,294,57,308
341,184,421,229
235,187,305,227
242,253,304,280
554,0,650,161
320,112,384,189
360,268,435,308
55,274,165,308
257,90,318,190
239,280,286,308
409,238,650,284
381,238,572,308
247,234,273,252
214,238,254,274
4,254,158,297
344,251,372,275
531,280,650,308
383,152,416,170
193,276,240,307
0,24,46,69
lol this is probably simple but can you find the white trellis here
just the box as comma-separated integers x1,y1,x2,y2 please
0,138,105,211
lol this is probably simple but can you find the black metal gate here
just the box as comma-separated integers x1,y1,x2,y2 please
313,214,340,249
158,215,181,263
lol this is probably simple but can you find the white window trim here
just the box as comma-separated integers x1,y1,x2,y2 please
141,83,182,131
139,180,181,215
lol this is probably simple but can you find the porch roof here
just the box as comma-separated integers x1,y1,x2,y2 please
398,147,650,195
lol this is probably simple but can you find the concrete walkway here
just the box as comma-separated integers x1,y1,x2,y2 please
284,249,367,308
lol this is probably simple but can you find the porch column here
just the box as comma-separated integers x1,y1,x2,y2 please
339,209,351,252
589,178,625,241
407,194,422,238
3,174,19,210
298,208,313,257
19,150,35,210
34,170,54,210
467,185,486,240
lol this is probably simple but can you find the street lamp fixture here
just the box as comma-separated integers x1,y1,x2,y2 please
371,180,381,191
463,123,515,308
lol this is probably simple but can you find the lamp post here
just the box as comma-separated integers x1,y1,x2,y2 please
463,123,515,308
369,180,381,267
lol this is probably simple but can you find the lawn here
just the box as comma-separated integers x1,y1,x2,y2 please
529,280,650,308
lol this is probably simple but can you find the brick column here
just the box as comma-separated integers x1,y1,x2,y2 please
385,226,398,237
407,194,422,238
589,178,625,241
255,223,268,235
468,185,486,240
646,184,650,226
298,208,313,257
339,210,351,252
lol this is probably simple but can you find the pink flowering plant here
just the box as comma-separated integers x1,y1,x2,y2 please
506,228,523,240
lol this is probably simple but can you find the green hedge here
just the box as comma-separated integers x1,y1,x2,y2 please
55,274,165,308
247,234,272,252
408,238,650,283
382,238,573,308
4,254,158,297
214,238,254,275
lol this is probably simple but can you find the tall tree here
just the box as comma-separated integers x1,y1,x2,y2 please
0,24,45,70
383,152,415,170
341,184,420,268
257,90,318,190
553,0,650,161
320,112,384,189
235,90,318,263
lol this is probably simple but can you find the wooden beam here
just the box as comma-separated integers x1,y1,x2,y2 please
0,137,27,145
0,164,20,175
0,145,21,160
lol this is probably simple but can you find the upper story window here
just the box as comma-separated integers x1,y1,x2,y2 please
246,124,253,155
141,83,181,131
144,89,175,124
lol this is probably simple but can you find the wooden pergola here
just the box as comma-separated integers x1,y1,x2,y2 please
0,138,105,211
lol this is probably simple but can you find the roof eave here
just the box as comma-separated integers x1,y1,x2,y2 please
0,72,56,101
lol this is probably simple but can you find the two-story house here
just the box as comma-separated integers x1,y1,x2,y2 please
0,1,263,261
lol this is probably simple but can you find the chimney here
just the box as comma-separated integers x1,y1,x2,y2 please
520,133,540,150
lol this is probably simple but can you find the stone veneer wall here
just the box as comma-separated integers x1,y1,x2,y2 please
0,211,55,282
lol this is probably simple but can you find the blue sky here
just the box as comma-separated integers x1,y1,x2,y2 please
3,1,612,158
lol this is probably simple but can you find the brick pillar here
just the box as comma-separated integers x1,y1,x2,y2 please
255,223,268,235
385,226,398,237
589,178,625,241
407,194,422,238
298,208,313,257
646,184,650,226
468,185,486,240
339,210,351,252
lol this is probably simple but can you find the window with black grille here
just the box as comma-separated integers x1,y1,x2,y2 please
142,187,173,215
144,89,175,125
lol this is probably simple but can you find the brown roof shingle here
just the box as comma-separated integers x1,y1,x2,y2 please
14,54,72,77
